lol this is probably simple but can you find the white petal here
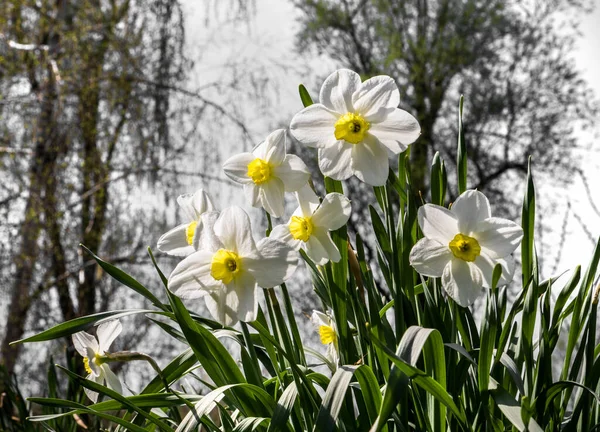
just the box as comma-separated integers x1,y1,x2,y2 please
96,320,122,353
214,207,257,256
351,135,389,186
168,250,222,298
245,238,298,287
157,224,195,256
86,346,102,376
223,153,255,184
318,141,354,180
409,238,453,277
273,155,310,192
204,276,255,326
244,183,260,207
319,69,361,113
418,204,459,244
304,235,330,265
311,310,330,327
473,217,523,258
451,190,491,234
232,273,259,323
177,193,198,221
368,109,420,153
270,223,302,251
473,253,516,288
191,189,216,216
258,178,285,218
101,364,123,394
84,374,102,403
193,211,223,252
352,75,400,122
258,129,286,165
72,331,98,357
312,229,341,263
296,185,321,217
441,260,483,307
312,193,351,231
290,104,339,149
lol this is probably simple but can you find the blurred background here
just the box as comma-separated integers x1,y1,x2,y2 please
0,0,598,396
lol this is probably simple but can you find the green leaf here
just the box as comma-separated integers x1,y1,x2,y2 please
267,382,297,432
141,348,197,394
489,378,543,432
299,84,314,107
313,365,362,432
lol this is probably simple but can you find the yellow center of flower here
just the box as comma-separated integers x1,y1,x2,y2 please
83,357,93,374
334,112,370,144
319,324,337,345
289,216,314,242
185,221,197,245
449,233,481,262
247,158,273,184
211,249,242,284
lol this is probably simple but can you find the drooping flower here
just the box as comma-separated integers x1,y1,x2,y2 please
290,69,420,186
72,320,123,403
409,190,523,307
311,310,339,367
157,189,216,256
222,129,310,218
271,185,351,265
168,206,298,325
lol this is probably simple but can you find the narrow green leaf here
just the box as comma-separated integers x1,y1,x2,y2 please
299,84,314,107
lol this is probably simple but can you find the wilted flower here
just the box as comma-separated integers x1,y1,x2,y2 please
311,310,339,366
157,189,215,256
409,190,523,307
168,206,298,325
72,320,123,402
290,69,420,186
222,129,310,218
271,185,351,265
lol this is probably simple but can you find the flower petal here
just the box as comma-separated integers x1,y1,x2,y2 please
473,217,523,258
157,223,195,256
245,238,298,287
318,141,354,180
312,193,351,231
270,223,301,251
177,189,215,221
273,155,310,191
351,135,389,186
473,253,516,288
451,190,491,234
101,364,123,394
214,207,257,256
232,272,258,323
296,185,321,217
193,211,223,252
223,152,255,184
311,310,330,327
84,374,102,403
290,104,339,149
256,129,286,165
204,274,256,326
319,69,361,113
72,331,98,357
96,320,122,353
409,238,453,277
418,204,459,244
304,234,330,265
352,75,400,121
244,183,260,207
168,250,222,298
441,260,483,307
368,108,420,153
258,178,285,218
312,229,341,264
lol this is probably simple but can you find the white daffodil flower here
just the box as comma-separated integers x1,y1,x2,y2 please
311,310,339,367
290,69,420,186
271,185,351,265
409,190,524,307
222,129,310,218
72,320,123,403
168,206,298,326
157,189,216,256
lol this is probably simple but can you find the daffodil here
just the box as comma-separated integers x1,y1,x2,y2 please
311,310,339,366
222,129,310,218
72,320,123,403
271,185,351,265
157,189,216,256
409,190,523,307
290,69,421,186
168,206,298,325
